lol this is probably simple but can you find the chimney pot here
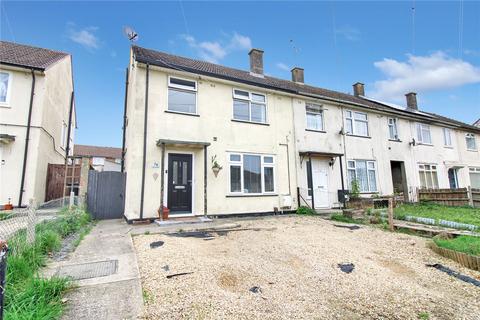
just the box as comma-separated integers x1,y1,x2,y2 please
291,67,304,83
405,92,418,110
248,48,264,75
353,82,365,97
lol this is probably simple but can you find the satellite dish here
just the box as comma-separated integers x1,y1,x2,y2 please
123,26,138,42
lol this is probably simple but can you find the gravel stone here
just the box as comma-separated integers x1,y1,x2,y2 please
133,216,480,320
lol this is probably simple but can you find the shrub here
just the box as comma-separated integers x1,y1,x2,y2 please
296,206,316,215
350,180,360,199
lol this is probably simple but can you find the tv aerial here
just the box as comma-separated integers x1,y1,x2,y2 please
123,26,138,42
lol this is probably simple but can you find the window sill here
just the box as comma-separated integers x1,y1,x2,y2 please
306,129,326,133
417,143,433,147
0,104,11,109
467,149,478,152
226,193,277,198
231,119,269,126
346,134,371,139
165,110,199,117
388,139,402,143
443,146,454,149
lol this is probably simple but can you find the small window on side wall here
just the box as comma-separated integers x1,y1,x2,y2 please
0,71,12,105
168,76,197,114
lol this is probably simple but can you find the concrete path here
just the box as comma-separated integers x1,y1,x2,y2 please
44,219,144,320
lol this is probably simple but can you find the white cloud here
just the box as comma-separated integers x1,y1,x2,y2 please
182,32,252,63
67,25,100,50
371,51,480,102
276,62,290,71
335,26,361,41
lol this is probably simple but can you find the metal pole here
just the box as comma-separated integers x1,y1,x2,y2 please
204,145,207,216
139,64,149,220
308,154,315,209
160,143,166,220
339,155,346,209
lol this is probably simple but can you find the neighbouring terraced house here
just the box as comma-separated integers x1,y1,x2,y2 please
0,41,76,208
122,45,480,221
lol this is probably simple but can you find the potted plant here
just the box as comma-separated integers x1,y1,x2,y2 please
157,206,169,220
4,198,13,211
211,155,223,177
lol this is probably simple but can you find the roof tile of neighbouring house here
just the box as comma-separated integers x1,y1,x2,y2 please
73,145,122,159
0,41,69,70
132,45,480,133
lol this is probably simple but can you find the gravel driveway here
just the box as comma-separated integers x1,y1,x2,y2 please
133,216,480,320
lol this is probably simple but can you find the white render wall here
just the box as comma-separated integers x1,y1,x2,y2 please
0,57,74,206
124,57,480,218
124,62,298,220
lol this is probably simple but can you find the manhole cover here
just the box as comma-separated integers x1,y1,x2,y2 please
56,260,118,280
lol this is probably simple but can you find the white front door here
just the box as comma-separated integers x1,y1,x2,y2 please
312,159,329,208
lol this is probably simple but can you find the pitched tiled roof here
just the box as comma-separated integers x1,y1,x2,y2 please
0,41,69,70
132,45,480,133
74,145,122,159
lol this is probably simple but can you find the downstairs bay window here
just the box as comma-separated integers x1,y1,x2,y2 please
347,160,377,192
229,153,275,195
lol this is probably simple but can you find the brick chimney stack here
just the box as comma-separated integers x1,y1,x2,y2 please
352,82,365,97
249,49,264,75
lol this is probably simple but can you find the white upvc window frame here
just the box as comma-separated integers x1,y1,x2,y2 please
0,70,13,107
418,163,439,189
465,133,477,151
305,103,325,131
345,110,369,137
167,76,198,115
443,128,453,147
346,159,377,193
228,152,275,195
232,88,267,124
387,117,399,140
416,123,432,145
469,167,480,189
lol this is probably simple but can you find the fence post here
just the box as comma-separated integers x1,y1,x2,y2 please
26,198,36,245
0,240,8,320
467,186,474,207
387,197,394,232
69,191,75,209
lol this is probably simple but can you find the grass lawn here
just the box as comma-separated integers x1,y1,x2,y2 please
4,206,91,320
394,203,480,227
433,236,480,256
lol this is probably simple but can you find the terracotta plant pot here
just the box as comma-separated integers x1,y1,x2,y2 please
4,204,13,211
158,206,169,220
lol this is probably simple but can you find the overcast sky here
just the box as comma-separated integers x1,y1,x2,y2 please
1,1,479,147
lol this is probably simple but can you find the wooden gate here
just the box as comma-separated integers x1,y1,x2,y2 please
45,164,80,201
87,171,126,219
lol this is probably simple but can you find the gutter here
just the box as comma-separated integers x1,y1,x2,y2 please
139,64,149,219
18,69,36,207
121,67,129,172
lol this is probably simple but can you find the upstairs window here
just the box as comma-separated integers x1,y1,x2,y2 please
228,153,275,194
443,128,452,147
168,76,197,114
306,103,324,131
388,118,399,140
347,160,377,192
418,164,439,189
0,72,11,105
232,89,267,123
416,123,432,144
345,110,368,136
466,133,477,151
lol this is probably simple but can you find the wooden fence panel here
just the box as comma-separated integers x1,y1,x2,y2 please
418,188,470,207
472,188,480,208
